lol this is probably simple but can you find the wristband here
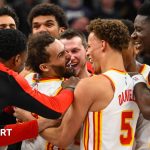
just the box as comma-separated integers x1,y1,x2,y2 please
132,74,146,86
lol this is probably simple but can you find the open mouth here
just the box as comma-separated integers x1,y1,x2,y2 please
66,61,78,68
70,62,78,68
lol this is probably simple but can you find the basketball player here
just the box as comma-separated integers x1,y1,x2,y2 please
20,3,69,77
0,29,78,146
16,31,75,150
14,29,91,150
39,19,140,150
121,18,150,150
130,1,150,120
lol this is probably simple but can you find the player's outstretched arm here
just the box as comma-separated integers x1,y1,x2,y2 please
0,64,79,119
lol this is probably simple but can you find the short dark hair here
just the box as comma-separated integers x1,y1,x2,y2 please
87,18,130,51
0,6,19,28
27,32,55,74
28,3,68,29
121,19,134,36
59,28,87,48
0,29,27,61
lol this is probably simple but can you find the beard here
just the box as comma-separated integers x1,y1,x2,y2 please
51,65,76,78
64,66,76,78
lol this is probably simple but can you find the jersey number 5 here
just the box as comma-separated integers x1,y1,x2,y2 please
120,111,133,145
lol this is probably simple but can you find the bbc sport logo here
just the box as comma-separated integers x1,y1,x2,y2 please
0,129,12,136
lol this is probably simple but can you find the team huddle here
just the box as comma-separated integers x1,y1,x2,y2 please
0,1,150,150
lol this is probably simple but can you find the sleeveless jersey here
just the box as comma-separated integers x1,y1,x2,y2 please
80,69,140,150
21,73,64,150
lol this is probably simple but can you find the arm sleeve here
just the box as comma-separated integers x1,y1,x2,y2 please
0,120,38,146
0,63,74,119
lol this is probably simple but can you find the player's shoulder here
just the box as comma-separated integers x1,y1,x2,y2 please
77,74,111,91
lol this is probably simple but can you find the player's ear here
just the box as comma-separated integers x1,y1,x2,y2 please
7,54,23,72
101,40,107,52
39,63,50,72
59,27,65,34
13,54,23,68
